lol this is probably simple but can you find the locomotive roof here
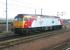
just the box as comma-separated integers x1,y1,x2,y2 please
16,14,59,18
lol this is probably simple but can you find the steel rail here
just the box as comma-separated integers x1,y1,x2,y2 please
0,28,69,49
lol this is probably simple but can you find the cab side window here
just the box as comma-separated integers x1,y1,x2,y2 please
18,18,23,21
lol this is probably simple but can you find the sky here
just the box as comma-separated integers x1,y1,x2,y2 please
0,0,70,19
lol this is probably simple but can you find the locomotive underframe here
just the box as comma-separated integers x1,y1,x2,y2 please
13,25,62,35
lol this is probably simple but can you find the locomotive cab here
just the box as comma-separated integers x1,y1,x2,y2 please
12,14,35,34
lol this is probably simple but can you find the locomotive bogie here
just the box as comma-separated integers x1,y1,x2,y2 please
13,25,62,35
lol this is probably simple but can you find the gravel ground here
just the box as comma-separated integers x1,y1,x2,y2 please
1,31,70,50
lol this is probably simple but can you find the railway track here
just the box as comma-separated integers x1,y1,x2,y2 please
0,28,69,49
0,34,20,41
0,28,66,41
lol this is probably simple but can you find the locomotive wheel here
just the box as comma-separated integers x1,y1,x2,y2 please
14,28,23,35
